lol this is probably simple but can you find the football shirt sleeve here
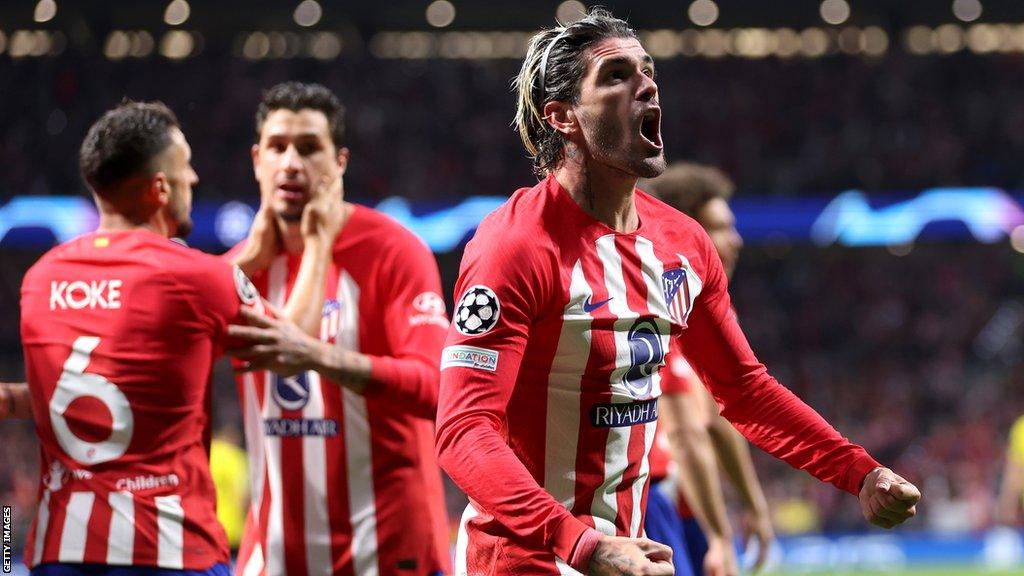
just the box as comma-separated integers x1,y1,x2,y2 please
678,233,880,496
435,233,599,572
360,233,448,419
185,257,260,353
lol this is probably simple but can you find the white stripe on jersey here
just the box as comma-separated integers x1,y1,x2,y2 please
336,270,380,576
302,369,332,576
155,494,185,569
242,543,265,576
57,491,94,562
32,490,50,566
454,503,478,576
543,259,591,508
264,255,288,576
106,491,134,564
591,235,631,534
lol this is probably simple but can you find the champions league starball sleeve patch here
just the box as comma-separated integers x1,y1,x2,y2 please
233,265,259,305
454,285,500,336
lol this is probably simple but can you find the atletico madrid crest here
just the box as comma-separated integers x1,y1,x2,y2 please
662,267,693,327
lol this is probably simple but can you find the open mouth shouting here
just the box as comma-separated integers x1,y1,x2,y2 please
639,107,663,151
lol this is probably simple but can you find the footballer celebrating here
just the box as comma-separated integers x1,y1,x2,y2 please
435,8,920,576
17,101,340,574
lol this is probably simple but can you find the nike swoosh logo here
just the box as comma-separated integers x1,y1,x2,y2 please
582,296,613,313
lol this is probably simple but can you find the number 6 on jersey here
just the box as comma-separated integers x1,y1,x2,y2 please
49,336,134,465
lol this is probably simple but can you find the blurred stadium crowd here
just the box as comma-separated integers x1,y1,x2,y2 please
2,33,1024,550
5,51,1024,203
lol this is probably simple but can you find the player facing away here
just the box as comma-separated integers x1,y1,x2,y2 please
642,164,773,576
17,101,340,576
435,8,921,576
223,82,451,576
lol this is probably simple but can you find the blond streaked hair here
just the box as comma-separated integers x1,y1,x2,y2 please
513,7,636,176
641,162,735,218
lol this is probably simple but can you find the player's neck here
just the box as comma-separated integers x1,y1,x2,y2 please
276,203,352,254
96,209,173,238
279,220,306,254
554,163,639,233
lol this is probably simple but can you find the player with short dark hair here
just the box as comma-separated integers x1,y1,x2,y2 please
436,8,920,576
223,81,451,576
17,100,340,575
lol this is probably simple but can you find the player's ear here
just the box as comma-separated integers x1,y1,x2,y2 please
543,100,576,136
336,147,350,175
251,143,261,176
150,172,171,206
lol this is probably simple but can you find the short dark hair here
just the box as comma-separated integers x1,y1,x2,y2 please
255,82,346,148
642,162,735,218
515,7,636,176
79,100,179,194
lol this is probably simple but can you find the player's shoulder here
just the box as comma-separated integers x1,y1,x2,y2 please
637,188,718,257
470,179,557,255
635,188,708,240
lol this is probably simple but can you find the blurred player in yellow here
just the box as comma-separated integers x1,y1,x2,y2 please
209,425,249,552
997,414,1024,524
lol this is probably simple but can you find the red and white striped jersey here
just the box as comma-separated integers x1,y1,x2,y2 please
437,175,881,575
20,230,249,570
231,205,450,576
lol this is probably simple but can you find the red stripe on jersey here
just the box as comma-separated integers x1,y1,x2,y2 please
132,498,158,566
83,492,110,563
280,417,309,576
41,493,65,564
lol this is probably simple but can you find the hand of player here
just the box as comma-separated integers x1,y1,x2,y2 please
232,205,280,278
587,535,673,576
859,467,921,529
703,535,739,576
226,306,325,377
0,382,31,420
738,507,774,573
300,172,345,244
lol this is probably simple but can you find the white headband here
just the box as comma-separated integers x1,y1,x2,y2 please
538,27,573,99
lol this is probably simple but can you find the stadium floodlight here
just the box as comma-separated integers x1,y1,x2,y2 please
164,0,190,26
426,0,456,28
556,1,586,24
688,0,719,27
34,0,57,23
293,0,322,28
820,0,850,25
953,0,983,23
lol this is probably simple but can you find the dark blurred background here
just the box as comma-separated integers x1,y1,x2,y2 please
3,0,1024,571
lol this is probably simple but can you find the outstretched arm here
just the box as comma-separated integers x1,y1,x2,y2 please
681,234,919,528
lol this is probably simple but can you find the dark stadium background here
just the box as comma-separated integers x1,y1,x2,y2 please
2,1,1024,573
